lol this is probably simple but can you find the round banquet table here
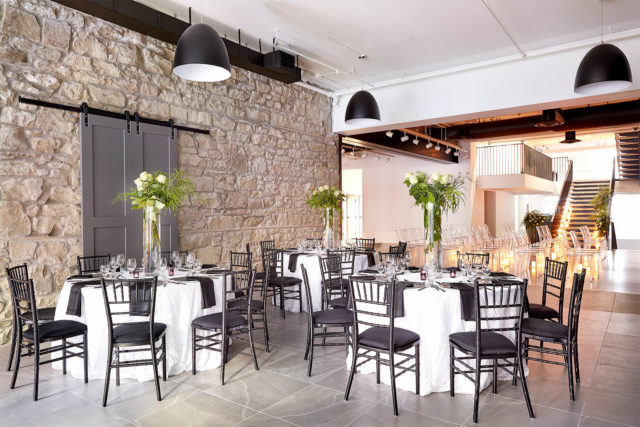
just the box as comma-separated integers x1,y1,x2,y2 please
52,272,229,382
346,272,528,396
278,252,370,313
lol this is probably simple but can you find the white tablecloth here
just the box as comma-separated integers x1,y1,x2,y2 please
346,272,528,396
277,252,370,313
52,272,229,382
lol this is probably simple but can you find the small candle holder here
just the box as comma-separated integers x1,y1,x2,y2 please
169,268,174,276
450,269,456,278
133,271,139,278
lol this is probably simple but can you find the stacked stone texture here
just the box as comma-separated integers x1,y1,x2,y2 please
0,0,338,343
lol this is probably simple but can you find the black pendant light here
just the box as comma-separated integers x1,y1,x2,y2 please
345,55,380,126
173,6,230,83
574,1,632,95
559,131,581,144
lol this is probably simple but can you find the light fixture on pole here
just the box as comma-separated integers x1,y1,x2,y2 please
435,143,441,151
425,141,433,149
574,0,632,95
361,150,368,158
445,147,452,154
400,132,409,142
173,6,231,82
453,150,460,157
386,130,394,138
412,136,419,145
345,55,381,125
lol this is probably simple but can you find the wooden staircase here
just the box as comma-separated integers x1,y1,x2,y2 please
616,131,640,180
555,180,609,240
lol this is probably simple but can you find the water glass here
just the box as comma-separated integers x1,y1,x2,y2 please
376,260,385,275
100,264,109,278
116,253,125,268
171,251,180,268
109,258,119,275
193,259,202,275
159,257,168,270
126,258,137,274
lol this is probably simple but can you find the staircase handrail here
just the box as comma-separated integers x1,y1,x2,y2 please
550,159,573,238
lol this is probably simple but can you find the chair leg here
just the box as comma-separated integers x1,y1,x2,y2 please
7,317,16,371
512,356,519,387
280,287,285,319
151,340,162,401
415,344,420,395
33,341,40,401
162,335,167,381
115,347,120,386
83,332,88,384
492,358,498,394
192,326,197,375
263,309,270,353
344,344,358,401
562,343,569,366
573,341,581,384
102,345,113,407
307,329,314,377
10,330,22,390
249,323,259,372
518,352,535,418
567,343,575,401
449,345,455,397
221,330,227,386
472,357,480,423
298,285,302,313
62,338,67,375
375,352,380,384
389,350,398,416
304,323,311,361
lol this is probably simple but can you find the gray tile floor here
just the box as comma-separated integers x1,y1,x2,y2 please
1,251,639,426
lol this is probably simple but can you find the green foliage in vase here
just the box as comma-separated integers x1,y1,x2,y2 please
522,210,546,229
306,185,345,211
591,186,611,238
403,171,467,244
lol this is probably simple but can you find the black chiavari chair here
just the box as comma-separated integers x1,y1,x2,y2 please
319,254,348,309
449,278,533,423
529,257,568,323
6,264,56,372
327,247,356,287
101,277,166,406
8,276,87,401
191,270,259,385
345,276,420,416
77,254,110,274
522,269,587,401
262,248,302,318
302,264,353,376
355,238,375,251
456,252,490,269
229,249,270,352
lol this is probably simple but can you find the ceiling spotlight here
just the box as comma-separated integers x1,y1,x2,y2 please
435,144,441,151
425,142,433,149
384,157,390,162
361,150,367,158
341,148,345,154
400,132,409,142
453,150,460,157
386,130,394,138
412,136,419,145
559,131,581,144
375,155,380,161
445,147,452,154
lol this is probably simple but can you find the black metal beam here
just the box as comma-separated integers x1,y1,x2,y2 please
19,96,209,135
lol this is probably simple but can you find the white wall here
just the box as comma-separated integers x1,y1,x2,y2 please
611,194,640,249
342,155,471,244
547,147,616,181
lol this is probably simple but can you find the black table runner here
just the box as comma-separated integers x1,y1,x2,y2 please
185,276,216,308
66,279,101,316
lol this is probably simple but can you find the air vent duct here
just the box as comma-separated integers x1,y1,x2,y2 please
535,109,565,127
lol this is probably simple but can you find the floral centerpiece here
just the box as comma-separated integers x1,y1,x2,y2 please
306,185,345,248
403,171,466,268
117,170,195,269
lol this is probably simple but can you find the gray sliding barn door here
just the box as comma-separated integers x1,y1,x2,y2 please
81,115,178,259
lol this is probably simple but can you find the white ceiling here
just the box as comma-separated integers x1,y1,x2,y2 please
142,0,640,93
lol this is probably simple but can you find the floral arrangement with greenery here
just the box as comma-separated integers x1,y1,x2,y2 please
306,185,345,211
403,171,466,247
522,209,547,243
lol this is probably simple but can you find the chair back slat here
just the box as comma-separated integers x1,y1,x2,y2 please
261,247,283,280
230,250,251,271
355,238,375,251
457,252,490,269
541,257,568,316
101,277,158,341
349,276,394,330
474,278,527,347
78,254,110,274
327,248,356,276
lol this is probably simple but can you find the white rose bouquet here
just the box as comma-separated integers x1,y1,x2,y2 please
307,184,345,211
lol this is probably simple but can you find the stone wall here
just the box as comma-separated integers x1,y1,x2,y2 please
0,0,338,343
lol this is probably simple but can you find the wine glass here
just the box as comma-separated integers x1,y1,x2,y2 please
405,252,411,268
109,258,119,276
186,252,195,267
397,258,407,275
375,257,385,275
116,253,125,269
100,264,109,278
171,251,180,268
126,258,137,275
193,259,202,275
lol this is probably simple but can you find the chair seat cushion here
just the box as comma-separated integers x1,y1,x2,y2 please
268,276,302,287
313,308,354,325
328,296,349,309
528,303,559,320
113,323,167,344
449,331,516,356
228,297,265,312
521,318,568,340
359,326,419,351
24,320,87,341
192,312,247,330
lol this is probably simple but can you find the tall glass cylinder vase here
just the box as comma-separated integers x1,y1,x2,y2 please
323,207,334,249
143,206,161,272
423,203,434,268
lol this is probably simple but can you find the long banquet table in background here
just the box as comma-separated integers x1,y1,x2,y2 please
279,251,371,313
346,272,528,396
52,272,230,382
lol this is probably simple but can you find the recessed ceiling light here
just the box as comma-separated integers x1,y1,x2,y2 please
361,151,367,158
453,150,460,157
400,132,409,142
386,131,394,138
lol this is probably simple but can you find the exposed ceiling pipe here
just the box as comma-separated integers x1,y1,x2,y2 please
446,100,640,140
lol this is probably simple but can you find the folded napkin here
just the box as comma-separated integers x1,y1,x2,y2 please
448,282,476,321
347,277,409,317
367,252,376,266
66,279,102,316
67,274,94,280
489,272,514,277
288,253,300,272
358,268,379,274
202,264,217,269
186,276,216,308
407,266,420,272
